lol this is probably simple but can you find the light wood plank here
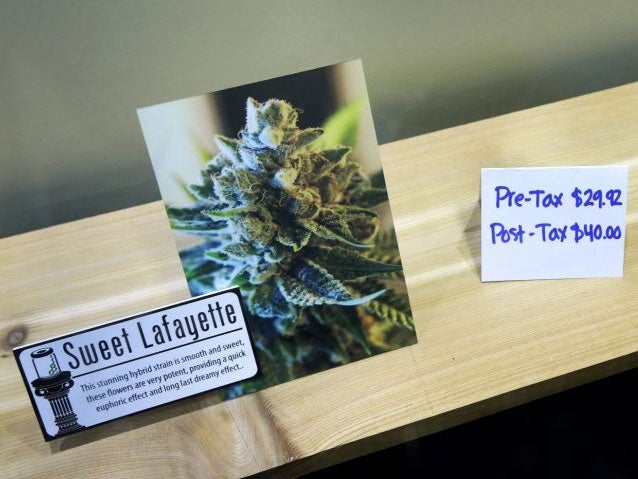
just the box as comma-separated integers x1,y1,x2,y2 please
2,82,637,478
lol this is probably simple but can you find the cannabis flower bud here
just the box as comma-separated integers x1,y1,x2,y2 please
169,98,401,334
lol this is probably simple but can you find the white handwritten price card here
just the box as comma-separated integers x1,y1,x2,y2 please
480,166,628,281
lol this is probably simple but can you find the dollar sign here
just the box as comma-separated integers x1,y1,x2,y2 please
571,187,582,207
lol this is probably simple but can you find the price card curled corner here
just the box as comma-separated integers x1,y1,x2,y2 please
14,287,258,441
480,166,628,281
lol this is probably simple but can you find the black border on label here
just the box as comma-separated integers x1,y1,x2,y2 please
13,286,260,442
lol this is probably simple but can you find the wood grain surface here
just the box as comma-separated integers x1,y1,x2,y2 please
2,83,637,478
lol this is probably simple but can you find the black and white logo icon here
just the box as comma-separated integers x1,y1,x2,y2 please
29,348,85,437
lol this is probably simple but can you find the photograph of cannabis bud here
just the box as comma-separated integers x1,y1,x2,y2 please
139,61,416,398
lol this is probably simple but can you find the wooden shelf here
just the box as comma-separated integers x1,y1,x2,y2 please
2,82,637,478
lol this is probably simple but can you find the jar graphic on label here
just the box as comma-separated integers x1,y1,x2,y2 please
30,348,85,437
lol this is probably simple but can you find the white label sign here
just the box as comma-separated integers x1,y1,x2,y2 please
481,166,628,281
14,287,258,441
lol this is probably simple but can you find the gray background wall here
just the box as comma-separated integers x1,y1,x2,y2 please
2,0,638,238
